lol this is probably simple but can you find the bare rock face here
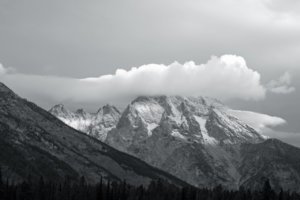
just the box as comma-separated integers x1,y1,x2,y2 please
0,82,187,187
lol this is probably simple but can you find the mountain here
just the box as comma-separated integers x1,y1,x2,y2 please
103,96,300,191
0,82,187,186
49,104,121,141
105,96,263,188
49,95,300,191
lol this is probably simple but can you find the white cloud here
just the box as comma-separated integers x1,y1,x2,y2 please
0,64,16,77
82,55,266,101
1,55,294,109
228,109,286,133
269,86,295,94
0,63,7,76
228,109,292,145
0,58,290,137
267,72,295,94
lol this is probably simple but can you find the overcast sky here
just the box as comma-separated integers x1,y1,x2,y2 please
0,0,300,146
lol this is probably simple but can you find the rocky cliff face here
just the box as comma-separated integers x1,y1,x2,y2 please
0,82,187,187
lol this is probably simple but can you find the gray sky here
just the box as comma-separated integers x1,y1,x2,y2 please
0,0,300,146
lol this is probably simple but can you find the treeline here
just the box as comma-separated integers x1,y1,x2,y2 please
1,171,300,200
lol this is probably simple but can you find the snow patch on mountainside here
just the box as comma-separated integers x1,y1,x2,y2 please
134,101,164,124
194,116,217,145
147,123,159,136
60,117,92,131
171,130,187,140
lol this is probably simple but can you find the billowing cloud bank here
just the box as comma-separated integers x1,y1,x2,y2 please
0,55,292,134
82,55,266,101
0,55,294,108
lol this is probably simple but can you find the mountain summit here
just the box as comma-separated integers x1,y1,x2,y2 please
109,95,264,146
106,95,265,188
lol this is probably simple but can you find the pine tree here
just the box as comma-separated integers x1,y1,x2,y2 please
62,176,71,200
36,176,45,200
0,173,299,200
120,180,127,200
106,180,110,200
278,188,284,200
78,176,87,200
96,177,103,200
0,166,3,200
19,181,33,200
181,187,186,200
262,179,274,200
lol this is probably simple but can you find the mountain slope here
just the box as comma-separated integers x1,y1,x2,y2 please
239,139,300,191
0,82,187,186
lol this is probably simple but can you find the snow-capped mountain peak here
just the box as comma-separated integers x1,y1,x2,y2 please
49,104,74,118
109,95,264,146
49,104,121,141
106,95,266,188
49,94,300,191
